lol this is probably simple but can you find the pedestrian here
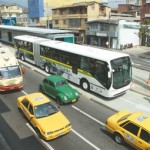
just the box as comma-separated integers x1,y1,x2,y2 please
106,41,109,48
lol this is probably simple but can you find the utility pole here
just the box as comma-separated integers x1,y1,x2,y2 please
108,11,111,48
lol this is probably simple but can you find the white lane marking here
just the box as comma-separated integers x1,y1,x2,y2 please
21,90,28,95
120,97,136,105
72,105,105,126
71,129,101,150
133,63,141,66
26,123,54,150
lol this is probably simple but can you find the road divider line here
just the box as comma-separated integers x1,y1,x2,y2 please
21,90,28,95
72,105,105,126
71,129,101,150
26,123,54,150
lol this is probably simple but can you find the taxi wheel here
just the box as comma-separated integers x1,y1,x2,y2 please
114,133,124,144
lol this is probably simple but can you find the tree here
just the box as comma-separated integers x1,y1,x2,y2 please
139,20,150,46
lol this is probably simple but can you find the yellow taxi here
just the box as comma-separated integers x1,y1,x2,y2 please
17,92,72,140
105,110,150,150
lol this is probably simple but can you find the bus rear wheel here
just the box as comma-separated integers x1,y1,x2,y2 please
44,64,50,73
21,54,25,61
81,80,90,91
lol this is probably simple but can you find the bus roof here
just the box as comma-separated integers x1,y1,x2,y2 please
14,35,130,62
14,35,50,43
41,40,129,62
0,25,73,35
0,47,18,67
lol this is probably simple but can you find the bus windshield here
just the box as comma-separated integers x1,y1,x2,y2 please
111,57,132,89
0,65,21,79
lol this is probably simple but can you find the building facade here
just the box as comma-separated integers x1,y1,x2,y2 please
0,4,23,25
141,0,150,23
86,20,140,49
52,1,111,44
28,0,44,26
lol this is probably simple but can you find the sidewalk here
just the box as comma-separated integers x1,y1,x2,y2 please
122,46,150,97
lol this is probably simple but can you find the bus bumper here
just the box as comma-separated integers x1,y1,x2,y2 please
0,83,23,91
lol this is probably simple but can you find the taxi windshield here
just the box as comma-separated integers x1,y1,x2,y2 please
34,102,59,118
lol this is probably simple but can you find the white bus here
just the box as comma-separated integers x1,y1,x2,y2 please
0,47,24,91
14,35,132,98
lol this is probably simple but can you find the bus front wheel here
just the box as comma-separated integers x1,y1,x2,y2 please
81,80,90,91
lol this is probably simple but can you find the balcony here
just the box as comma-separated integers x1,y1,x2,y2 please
53,13,87,19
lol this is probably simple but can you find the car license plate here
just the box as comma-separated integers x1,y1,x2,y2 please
72,99,76,103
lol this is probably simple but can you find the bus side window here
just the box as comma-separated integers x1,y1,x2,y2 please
80,57,90,71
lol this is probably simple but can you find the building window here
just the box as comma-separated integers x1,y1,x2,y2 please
55,20,59,25
91,4,95,10
68,19,81,28
100,23,109,31
63,19,67,25
53,10,57,14
91,24,98,29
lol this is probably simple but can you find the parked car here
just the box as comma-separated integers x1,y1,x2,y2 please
17,92,72,140
39,75,79,105
105,110,150,150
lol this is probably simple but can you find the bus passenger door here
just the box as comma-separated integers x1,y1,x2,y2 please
33,43,40,66
69,54,80,84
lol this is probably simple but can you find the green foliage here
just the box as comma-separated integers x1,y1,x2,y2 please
139,21,150,38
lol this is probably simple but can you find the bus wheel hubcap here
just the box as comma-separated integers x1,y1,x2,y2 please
83,82,88,89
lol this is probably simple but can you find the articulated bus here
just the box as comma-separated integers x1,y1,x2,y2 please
14,35,132,98
0,47,25,91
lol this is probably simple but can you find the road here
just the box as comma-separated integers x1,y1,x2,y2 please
131,56,150,71
0,65,136,150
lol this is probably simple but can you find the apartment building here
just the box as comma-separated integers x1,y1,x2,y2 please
0,4,23,25
141,0,150,23
118,4,141,17
52,1,111,44
16,10,30,27
86,19,140,49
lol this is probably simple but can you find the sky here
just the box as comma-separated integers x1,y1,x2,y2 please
1,0,127,8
